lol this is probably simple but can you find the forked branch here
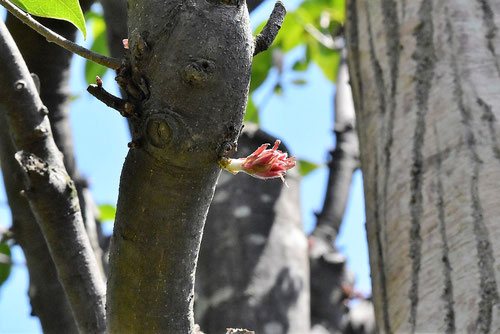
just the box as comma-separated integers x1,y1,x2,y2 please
0,0,122,69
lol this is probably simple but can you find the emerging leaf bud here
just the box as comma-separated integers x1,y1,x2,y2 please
219,140,295,182
122,39,129,49
96,76,103,87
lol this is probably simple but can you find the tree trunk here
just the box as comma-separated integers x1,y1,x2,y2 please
106,1,253,332
346,0,500,332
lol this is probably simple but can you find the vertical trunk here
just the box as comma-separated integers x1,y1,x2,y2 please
196,128,309,334
346,0,500,332
106,1,253,332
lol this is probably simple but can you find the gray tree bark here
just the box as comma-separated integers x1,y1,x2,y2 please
0,114,78,333
346,0,500,332
106,1,253,332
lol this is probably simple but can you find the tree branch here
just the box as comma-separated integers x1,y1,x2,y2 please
304,24,345,51
0,0,122,69
0,20,106,333
87,83,134,117
313,55,360,243
3,3,107,329
254,1,286,56
0,114,79,333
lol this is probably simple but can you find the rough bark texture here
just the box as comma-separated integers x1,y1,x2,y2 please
196,127,309,334
0,20,106,333
106,1,253,332
346,0,500,332
0,111,78,334
5,15,79,177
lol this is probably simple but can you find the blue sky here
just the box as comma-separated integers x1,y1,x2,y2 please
0,2,369,332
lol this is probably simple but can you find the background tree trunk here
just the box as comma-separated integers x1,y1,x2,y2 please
346,0,500,332
196,127,309,334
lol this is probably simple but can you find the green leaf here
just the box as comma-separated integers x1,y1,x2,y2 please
244,97,260,125
292,58,309,72
250,50,273,92
273,82,283,95
250,0,345,91
84,12,109,84
297,159,321,176
0,242,12,287
330,0,346,24
98,204,116,222
274,12,305,52
11,0,87,38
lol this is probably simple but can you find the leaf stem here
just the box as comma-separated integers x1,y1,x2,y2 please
0,0,122,69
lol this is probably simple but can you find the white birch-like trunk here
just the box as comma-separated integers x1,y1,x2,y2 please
346,0,500,332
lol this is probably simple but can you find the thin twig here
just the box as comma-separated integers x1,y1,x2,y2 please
304,24,345,51
0,0,122,69
87,83,133,117
254,1,286,56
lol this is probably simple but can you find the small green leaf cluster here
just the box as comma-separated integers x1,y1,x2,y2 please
245,0,345,176
98,204,116,222
246,0,345,125
297,159,322,177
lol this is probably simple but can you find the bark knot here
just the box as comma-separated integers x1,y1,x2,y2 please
15,151,49,176
183,59,216,87
146,117,173,148
143,111,191,155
